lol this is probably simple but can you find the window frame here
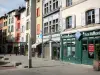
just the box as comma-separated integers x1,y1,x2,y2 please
66,0,72,7
66,16,72,29
86,9,95,25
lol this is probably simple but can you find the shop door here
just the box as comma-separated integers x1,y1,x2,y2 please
82,37,94,65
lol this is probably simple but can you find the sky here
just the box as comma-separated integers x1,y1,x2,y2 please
0,0,25,16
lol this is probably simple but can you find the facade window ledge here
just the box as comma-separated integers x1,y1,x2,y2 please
43,31,60,36
61,0,87,11
82,23,100,28
64,28,76,31
43,7,60,18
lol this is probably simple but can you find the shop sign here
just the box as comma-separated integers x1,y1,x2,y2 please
84,31,100,36
61,34,74,38
88,44,94,52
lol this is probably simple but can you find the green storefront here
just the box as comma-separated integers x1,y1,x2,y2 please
61,29,100,65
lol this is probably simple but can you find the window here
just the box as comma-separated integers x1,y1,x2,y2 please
17,16,20,20
22,37,24,42
36,8,40,17
66,16,72,29
26,21,29,30
53,0,58,10
86,9,95,24
16,23,20,31
9,19,10,24
49,19,59,33
11,17,14,23
22,26,24,32
44,3,48,14
49,1,52,12
27,7,30,16
52,20,56,32
8,26,10,32
4,22,5,26
49,21,52,33
66,0,72,6
16,33,20,41
11,25,13,32
37,24,40,35
26,34,29,42
37,0,40,2
6,21,7,26
44,22,48,35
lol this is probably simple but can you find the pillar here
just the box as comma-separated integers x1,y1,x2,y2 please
50,41,52,60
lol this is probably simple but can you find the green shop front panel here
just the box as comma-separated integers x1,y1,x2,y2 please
61,36,82,64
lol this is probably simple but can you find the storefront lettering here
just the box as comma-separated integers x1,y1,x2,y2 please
61,34,74,38
84,31,100,36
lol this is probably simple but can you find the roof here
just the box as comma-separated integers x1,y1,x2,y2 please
0,16,5,19
7,9,16,14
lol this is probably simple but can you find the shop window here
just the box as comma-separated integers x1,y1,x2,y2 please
66,16,72,29
82,38,88,51
88,37,95,59
86,9,95,24
63,38,76,58
66,0,72,7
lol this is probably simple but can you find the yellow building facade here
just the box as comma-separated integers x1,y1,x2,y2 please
36,0,42,43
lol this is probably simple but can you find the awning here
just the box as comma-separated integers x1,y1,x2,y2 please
32,42,41,48
32,40,49,48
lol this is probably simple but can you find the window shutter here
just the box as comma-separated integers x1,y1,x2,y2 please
95,8,100,24
81,12,86,26
62,18,66,31
72,15,76,28
62,0,66,8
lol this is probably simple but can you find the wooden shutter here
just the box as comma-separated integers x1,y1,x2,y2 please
37,24,40,35
95,8,100,24
62,0,66,8
81,12,86,26
72,15,76,28
62,18,66,31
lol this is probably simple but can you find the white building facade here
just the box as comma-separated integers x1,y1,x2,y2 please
20,9,26,46
43,0,61,59
60,0,100,65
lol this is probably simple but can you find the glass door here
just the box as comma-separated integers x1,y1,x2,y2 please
82,37,95,65
87,37,95,65
82,37,88,64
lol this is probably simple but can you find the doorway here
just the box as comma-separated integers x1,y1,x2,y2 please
82,37,95,65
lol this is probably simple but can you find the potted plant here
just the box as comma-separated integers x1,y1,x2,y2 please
93,44,100,71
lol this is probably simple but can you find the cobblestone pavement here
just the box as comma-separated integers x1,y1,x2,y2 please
0,55,100,75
